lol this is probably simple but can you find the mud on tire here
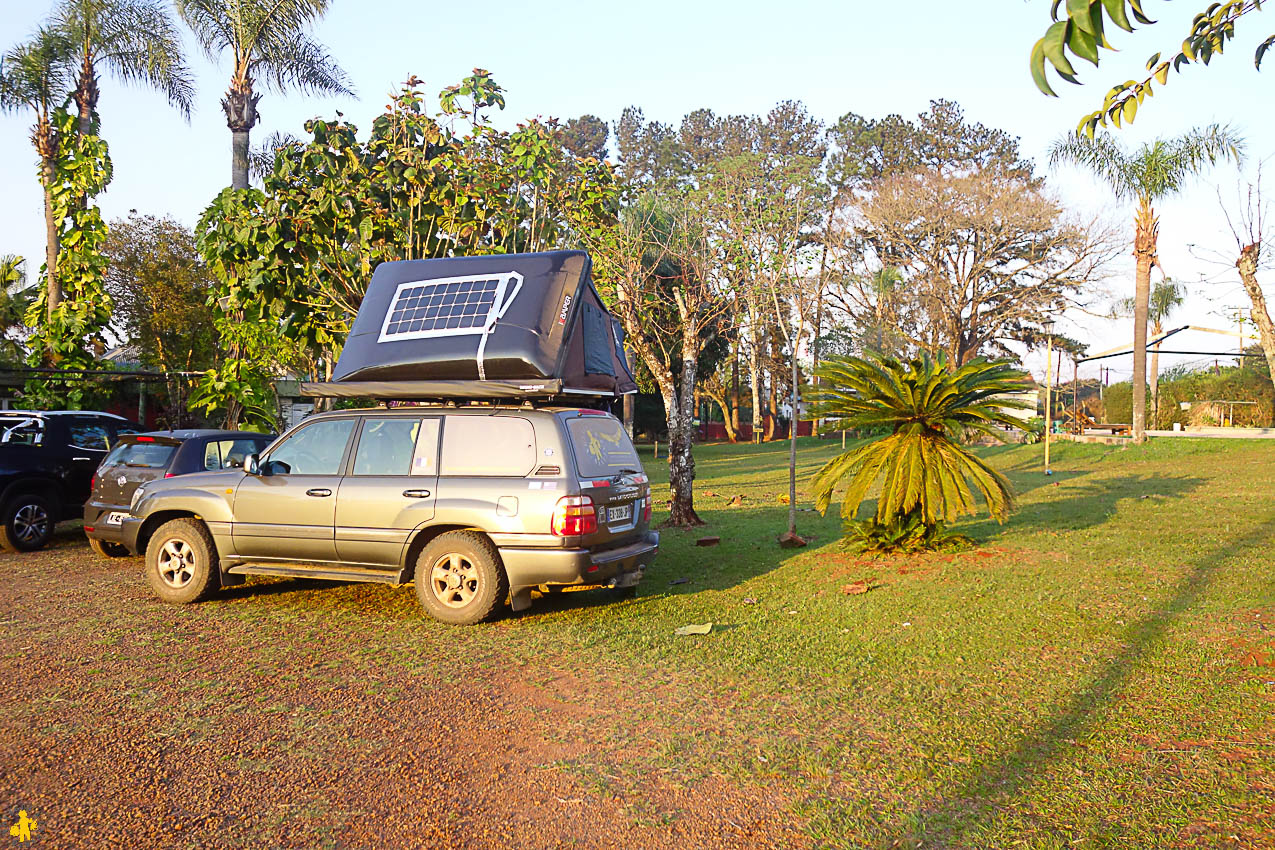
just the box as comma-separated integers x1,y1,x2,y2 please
414,531,507,625
145,518,220,604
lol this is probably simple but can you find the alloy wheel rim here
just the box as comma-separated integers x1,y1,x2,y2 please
430,553,479,608
157,537,197,589
13,503,49,544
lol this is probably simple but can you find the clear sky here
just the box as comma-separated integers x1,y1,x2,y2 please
2,0,1272,383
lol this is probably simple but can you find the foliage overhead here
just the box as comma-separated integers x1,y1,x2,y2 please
809,353,1027,539
1030,0,1270,136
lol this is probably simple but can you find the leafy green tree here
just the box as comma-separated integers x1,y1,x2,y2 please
810,353,1027,553
0,256,35,365
104,213,219,412
1031,0,1272,135
56,0,194,138
1050,125,1243,442
177,0,353,189
23,105,114,406
1,28,75,320
561,114,609,160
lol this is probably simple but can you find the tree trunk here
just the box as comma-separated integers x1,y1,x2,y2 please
660,337,704,526
1131,198,1158,444
222,83,261,191
1236,241,1275,386
748,332,762,444
764,375,778,442
42,173,60,324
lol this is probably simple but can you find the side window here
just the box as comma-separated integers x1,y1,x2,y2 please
203,441,223,471
221,439,265,469
266,419,355,475
67,421,111,451
411,419,440,476
352,418,421,476
439,416,535,477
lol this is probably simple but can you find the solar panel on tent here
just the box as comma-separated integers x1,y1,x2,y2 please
378,272,524,343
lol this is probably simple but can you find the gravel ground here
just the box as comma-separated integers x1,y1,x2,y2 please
0,527,803,849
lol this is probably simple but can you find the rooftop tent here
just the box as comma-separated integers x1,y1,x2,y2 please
301,250,637,400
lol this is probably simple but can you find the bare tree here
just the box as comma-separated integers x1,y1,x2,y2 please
1220,176,1275,387
838,170,1117,364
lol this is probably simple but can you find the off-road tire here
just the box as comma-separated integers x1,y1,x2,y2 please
0,493,55,552
87,536,131,558
414,531,507,625
145,518,220,604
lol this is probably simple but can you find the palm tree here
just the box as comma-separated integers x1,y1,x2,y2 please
1049,126,1243,443
1120,278,1185,428
809,353,1028,552
0,29,75,320
55,0,194,138
177,0,354,190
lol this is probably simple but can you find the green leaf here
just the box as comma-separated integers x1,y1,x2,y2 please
1068,0,1098,34
1043,21,1079,77
1146,51,1161,70
1122,96,1138,124
1101,0,1134,32
1068,24,1101,65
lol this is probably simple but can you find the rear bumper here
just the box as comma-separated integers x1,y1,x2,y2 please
83,501,129,546
500,531,659,590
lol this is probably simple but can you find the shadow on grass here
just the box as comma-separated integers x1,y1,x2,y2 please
880,513,1275,847
962,474,1206,540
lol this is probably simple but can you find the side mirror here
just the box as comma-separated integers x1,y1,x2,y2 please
245,453,261,475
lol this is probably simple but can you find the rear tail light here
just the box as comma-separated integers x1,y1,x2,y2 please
641,495,652,523
551,495,597,536
90,474,96,490
164,472,176,478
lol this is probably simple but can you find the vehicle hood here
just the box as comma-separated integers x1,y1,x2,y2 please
141,468,245,495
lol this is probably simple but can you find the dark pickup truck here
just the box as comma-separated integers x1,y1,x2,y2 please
0,411,142,551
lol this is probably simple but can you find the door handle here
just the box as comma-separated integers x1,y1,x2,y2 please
306,488,332,497
402,489,431,498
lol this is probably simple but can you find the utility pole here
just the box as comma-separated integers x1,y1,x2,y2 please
1043,318,1055,475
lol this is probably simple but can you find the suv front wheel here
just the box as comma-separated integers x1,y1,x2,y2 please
145,518,220,604
414,531,507,625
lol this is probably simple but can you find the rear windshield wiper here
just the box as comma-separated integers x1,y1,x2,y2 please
617,467,640,475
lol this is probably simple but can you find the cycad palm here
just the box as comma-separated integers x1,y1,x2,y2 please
177,0,354,190
810,353,1027,550
1049,126,1242,443
0,28,75,319
56,0,194,137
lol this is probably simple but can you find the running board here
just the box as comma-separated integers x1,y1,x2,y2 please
226,563,402,585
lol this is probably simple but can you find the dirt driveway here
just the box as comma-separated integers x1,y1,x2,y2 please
0,529,802,849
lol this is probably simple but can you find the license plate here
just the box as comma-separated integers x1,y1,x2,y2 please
607,504,632,523
105,511,128,525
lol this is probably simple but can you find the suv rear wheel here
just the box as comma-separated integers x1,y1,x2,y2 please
88,537,130,558
0,493,55,552
414,531,507,625
145,518,220,604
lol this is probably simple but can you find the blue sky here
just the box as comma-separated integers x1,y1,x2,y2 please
2,0,1272,381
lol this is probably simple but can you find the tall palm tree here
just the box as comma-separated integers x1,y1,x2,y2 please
1049,126,1243,443
1120,278,1185,428
55,0,194,138
177,0,354,190
0,29,75,320
810,353,1028,552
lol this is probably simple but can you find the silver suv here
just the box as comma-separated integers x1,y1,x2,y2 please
119,405,658,624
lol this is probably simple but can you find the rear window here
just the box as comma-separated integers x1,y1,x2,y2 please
440,416,535,477
0,417,43,446
566,416,640,478
103,441,177,469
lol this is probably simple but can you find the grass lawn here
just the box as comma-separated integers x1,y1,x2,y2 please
6,435,1273,847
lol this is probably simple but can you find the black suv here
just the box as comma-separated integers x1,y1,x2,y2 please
83,430,273,557
0,411,142,551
